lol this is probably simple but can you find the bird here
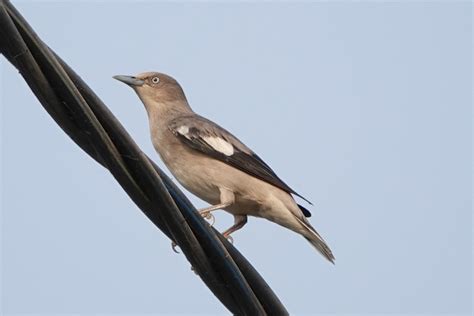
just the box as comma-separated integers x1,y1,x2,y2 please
113,72,335,263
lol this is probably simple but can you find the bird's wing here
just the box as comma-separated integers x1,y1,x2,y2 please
168,114,312,207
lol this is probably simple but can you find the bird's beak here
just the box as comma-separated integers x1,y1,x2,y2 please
113,75,145,87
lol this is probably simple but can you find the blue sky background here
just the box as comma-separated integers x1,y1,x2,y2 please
1,1,472,315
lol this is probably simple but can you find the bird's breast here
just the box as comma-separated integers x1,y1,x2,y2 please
151,129,221,204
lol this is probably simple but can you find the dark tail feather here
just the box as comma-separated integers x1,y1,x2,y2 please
297,203,312,218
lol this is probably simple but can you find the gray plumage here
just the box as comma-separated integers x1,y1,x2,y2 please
114,72,335,263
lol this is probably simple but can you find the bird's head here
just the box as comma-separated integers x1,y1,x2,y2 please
113,72,189,113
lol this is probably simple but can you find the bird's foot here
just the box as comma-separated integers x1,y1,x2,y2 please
200,211,215,226
171,241,180,254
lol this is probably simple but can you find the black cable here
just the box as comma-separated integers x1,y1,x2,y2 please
0,1,289,314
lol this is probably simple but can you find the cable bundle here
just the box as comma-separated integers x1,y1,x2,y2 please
0,1,288,314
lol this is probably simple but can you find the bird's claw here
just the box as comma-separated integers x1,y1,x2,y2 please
201,212,215,226
190,265,198,275
171,241,180,254
225,235,234,244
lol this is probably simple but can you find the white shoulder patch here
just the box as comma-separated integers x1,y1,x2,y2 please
176,125,191,139
203,136,234,156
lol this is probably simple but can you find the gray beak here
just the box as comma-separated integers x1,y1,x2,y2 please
113,75,145,87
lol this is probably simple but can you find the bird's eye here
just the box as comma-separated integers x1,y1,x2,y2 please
151,76,160,84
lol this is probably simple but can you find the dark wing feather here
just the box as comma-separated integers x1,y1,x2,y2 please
168,115,312,207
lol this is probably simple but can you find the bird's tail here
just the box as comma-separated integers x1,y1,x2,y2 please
295,217,335,264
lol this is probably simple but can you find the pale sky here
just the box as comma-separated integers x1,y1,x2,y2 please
1,1,472,315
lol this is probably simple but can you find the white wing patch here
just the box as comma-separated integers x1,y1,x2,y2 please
176,125,191,139
203,136,234,156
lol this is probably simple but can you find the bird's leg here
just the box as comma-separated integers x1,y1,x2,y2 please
171,189,235,254
171,203,231,252
222,215,248,243
198,202,231,225
198,188,235,225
